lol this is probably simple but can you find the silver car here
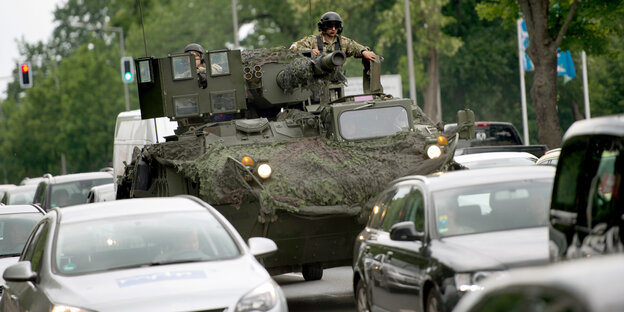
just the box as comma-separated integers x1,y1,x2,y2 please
1,196,287,312
0,205,45,296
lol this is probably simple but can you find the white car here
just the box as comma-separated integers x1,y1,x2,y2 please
454,151,537,169
1,196,287,312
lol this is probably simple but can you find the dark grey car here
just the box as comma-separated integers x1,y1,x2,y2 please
353,166,555,312
453,254,624,312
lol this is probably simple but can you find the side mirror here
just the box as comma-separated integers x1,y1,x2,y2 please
248,237,278,258
550,209,577,227
390,221,424,241
3,261,37,282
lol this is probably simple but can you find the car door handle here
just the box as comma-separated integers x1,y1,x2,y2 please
10,294,18,301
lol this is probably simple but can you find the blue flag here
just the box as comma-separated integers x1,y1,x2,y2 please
557,50,576,83
519,19,576,82
519,20,533,72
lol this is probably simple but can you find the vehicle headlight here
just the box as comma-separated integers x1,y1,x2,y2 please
426,144,442,159
454,271,501,292
51,305,92,312
235,280,280,312
256,163,272,179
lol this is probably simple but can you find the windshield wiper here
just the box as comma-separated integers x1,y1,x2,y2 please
148,258,206,266
0,253,22,258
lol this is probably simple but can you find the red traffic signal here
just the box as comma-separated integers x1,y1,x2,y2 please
19,62,32,89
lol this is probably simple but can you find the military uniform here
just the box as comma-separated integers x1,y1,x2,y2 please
290,33,370,58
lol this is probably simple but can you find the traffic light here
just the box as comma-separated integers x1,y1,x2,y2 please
121,56,135,83
19,62,32,89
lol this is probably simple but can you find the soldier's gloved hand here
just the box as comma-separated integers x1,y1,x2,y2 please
211,63,223,74
362,51,376,62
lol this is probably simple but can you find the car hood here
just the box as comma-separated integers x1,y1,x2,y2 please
430,227,549,272
0,256,20,285
44,256,272,311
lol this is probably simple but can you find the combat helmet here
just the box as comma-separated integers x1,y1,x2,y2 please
317,11,343,34
184,43,204,55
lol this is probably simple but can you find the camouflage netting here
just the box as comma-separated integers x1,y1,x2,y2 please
144,131,451,223
242,47,346,94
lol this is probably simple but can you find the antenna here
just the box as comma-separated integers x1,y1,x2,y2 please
138,0,149,57
309,0,313,33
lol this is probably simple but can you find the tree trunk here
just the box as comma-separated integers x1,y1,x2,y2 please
529,51,562,148
424,48,440,122
520,0,578,148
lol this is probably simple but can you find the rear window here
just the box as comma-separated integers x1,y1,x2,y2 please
50,178,113,208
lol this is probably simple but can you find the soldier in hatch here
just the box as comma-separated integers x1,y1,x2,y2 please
290,11,377,62
183,43,223,88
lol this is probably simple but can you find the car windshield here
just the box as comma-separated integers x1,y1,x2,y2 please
433,178,552,237
49,178,112,208
0,214,43,256
339,106,409,140
54,211,240,275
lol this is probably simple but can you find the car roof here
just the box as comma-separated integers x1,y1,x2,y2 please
44,172,113,184
456,254,624,311
562,114,624,141
0,204,45,215
454,152,537,162
394,165,555,192
56,196,209,223
90,183,115,192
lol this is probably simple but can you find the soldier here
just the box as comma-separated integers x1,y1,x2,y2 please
290,11,377,62
183,43,223,88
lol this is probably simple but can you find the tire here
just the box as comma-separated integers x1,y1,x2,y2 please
355,279,371,312
302,262,323,281
426,287,443,312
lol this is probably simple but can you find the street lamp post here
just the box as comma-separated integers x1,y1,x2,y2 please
71,22,130,111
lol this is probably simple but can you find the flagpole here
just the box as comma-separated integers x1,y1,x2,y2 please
581,51,590,119
516,19,530,146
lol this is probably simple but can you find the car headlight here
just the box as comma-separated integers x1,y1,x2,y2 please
234,280,279,312
454,271,501,292
426,144,442,159
51,305,93,312
256,163,272,179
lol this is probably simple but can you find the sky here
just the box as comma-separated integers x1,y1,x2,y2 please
0,0,65,98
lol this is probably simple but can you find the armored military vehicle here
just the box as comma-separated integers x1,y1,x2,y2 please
116,47,457,280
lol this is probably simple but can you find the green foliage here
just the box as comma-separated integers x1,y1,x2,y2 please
1,0,622,183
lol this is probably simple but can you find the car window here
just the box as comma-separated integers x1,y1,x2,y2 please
381,185,411,232
54,211,241,275
552,136,623,231
21,221,49,273
433,178,553,237
469,287,588,312
369,189,397,229
49,178,112,208
403,187,425,232
0,214,44,256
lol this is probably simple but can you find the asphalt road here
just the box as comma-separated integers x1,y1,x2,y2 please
274,266,356,312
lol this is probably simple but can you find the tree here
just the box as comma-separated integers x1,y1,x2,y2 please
477,0,624,148
376,0,462,122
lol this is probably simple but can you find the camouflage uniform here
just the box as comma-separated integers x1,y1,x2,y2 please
290,33,370,58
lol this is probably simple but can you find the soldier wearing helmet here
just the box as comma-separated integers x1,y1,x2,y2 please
183,43,223,88
290,11,376,62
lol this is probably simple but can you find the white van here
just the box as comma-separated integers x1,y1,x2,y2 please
113,110,177,184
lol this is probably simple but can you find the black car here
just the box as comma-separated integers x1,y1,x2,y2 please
353,166,555,312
